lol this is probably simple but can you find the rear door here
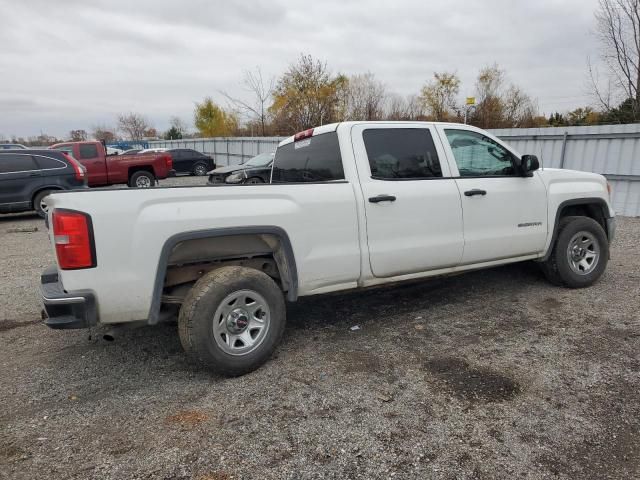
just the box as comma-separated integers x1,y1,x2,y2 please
351,124,464,277
0,153,43,211
435,125,548,265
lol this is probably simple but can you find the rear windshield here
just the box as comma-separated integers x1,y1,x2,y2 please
272,132,344,183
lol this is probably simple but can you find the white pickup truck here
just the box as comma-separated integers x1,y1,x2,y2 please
40,121,615,375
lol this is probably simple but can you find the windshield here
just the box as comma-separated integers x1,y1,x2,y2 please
244,152,273,167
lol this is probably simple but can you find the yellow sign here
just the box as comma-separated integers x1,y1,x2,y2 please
466,97,476,105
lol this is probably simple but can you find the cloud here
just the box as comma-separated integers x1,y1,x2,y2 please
0,0,600,138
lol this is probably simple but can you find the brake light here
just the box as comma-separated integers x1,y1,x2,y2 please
162,153,173,169
294,128,314,141
63,153,85,181
52,210,96,270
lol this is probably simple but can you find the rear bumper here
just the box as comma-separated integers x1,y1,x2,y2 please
167,169,176,177
40,265,97,329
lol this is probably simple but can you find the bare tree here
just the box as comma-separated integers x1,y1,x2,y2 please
593,0,640,117
69,129,87,141
117,112,150,141
385,93,424,120
169,116,188,135
341,73,387,121
222,68,275,136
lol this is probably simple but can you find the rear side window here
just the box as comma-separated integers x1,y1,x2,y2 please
34,155,66,169
79,144,99,159
0,154,38,173
272,132,344,183
363,128,442,179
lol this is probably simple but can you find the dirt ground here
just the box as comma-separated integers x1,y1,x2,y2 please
1,187,638,479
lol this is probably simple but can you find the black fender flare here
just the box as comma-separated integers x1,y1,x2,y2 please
541,197,612,262
147,226,298,325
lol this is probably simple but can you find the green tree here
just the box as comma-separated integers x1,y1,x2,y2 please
193,98,238,137
165,126,183,140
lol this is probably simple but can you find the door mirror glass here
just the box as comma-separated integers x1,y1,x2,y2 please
521,154,540,176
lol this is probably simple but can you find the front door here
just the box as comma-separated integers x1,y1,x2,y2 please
352,124,464,278
435,126,548,265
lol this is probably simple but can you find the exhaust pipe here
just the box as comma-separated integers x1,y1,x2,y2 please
102,321,147,342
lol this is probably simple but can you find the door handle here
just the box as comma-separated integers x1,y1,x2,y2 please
369,194,396,203
464,189,487,197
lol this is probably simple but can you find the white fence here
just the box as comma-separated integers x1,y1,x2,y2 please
149,124,640,216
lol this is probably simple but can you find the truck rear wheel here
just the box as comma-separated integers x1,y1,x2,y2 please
129,170,155,188
178,266,286,376
540,216,609,288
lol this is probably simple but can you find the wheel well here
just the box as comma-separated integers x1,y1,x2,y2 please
558,202,608,236
31,187,63,206
156,232,297,316
128,166,155,178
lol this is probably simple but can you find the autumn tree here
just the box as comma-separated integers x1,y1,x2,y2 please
69,129,87,141
270,54,344,133
222,68,275,136
194,97,238,137
91,124,116,142
470,64,537,128
419,72,461,121
117,113,151,141
590,0,640,120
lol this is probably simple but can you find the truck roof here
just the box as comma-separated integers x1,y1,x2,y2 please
278,121,482,147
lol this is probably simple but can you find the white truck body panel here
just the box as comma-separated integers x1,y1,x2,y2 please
44,121,614,325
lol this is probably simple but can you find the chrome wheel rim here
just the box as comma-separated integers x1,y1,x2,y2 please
567,231,600,275
40,199,49,214
136,176,152,188
212,289,270,356
195,165,207,176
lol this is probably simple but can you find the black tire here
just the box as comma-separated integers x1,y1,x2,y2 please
540,216,609,288
33,190,52,218
245,177,264,184
128,170,155,188
192,162,208,176
178,266,286,376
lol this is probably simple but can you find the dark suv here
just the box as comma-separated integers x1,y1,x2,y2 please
166,148,215,176
0,150,88,217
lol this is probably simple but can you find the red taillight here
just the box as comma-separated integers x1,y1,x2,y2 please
62,153,85,181
52,210,96,270
294,128,314,141
162,154,173,169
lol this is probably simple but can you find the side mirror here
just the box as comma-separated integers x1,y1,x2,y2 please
520,154,540,176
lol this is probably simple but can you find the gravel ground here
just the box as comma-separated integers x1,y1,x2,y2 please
1,183,639,479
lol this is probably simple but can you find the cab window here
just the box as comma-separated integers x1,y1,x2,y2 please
363,128,442,179
272,132,344,183
444,129,516,177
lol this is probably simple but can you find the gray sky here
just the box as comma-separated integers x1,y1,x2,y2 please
0,0,602,138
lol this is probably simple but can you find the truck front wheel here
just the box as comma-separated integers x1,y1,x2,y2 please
540,216,609,288
129,170,155,188
178,266,286,376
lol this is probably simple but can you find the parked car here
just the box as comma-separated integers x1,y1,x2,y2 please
121,149,142,155
139,148,167,154
39,121,615,376
0,143,27,150
50,141,174,188
167,148,215,176
208,152,273,184
0,149,87,217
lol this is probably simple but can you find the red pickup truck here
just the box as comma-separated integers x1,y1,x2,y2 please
50,141,174,187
